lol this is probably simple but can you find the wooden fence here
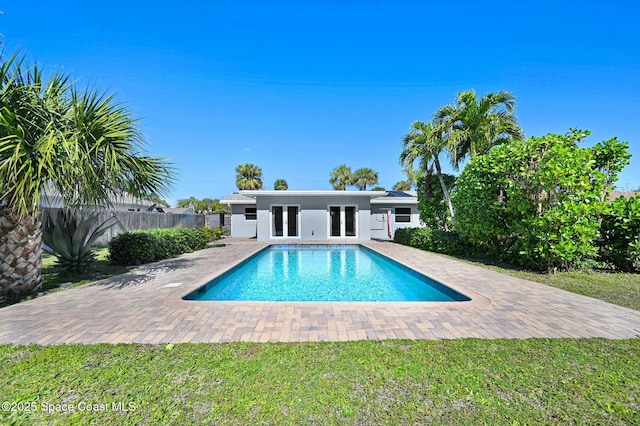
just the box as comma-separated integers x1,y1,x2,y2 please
42,208,206,245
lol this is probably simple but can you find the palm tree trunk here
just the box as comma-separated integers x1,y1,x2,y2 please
433,157,455,219
0,209,43,299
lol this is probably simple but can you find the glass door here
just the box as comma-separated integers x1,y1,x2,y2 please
272,205,299,238
345,206,356,237
330,206,341,237
329,205,357,238
272,206,284,237
287,206,298,237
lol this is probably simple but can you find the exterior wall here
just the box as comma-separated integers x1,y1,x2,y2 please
254,195,372,241
370,205,420,240
230,204,257,238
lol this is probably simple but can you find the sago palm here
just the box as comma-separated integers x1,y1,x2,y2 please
235,163,263,190
0,53,174,299
434,89,523,168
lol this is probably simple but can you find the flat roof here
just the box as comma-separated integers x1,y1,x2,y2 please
239,190,386,197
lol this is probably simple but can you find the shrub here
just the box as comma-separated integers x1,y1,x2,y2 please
452,130,630,271
109,228,208,266
203,226,224,242
417,173,456,231
598,195,640,272
394,227,478,257
109,232,161,265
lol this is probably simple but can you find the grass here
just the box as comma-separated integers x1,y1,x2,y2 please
439,254,640,311
40,246,129,292
2,247,130,308
4,245,638,424
1,339,638,425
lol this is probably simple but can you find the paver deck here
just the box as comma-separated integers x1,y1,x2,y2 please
1,239,639,345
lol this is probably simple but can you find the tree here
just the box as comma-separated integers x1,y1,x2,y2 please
453,129,630,271
434,89,523,168
352,168,378,191
371,186,386,191
392,181,411,191
329,164,353,190
274,179,288,190
0,53,174,298
177,197,226,214
401,120,455,220
235,163,263,190
417,173,456,230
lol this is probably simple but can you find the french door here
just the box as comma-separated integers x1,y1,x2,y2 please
329,205,357,238
272,205,299,238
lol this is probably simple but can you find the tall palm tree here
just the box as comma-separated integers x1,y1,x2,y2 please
434,89,523,168
400,120,455,219
352,168,378,191
273,179,288,190
329,164,353,190
235,163,263,190
0,54,174,298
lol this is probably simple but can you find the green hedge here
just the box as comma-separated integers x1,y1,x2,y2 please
394,227,479,257
109,228,208,265
598,195,640,272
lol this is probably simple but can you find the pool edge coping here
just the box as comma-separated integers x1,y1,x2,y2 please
163,241,491,308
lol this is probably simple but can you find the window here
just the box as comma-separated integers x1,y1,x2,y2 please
395,207,411,223
244,207,257,220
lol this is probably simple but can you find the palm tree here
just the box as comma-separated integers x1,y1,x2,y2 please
401,120,455,219
401,163,423,191
0,54,174,298
434,89,523,168
393,181,411,191
274,179,288,190
329,164,353,190
352,168,378,191
235,163,263,190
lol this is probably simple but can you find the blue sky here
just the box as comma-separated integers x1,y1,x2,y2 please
3,1,639,205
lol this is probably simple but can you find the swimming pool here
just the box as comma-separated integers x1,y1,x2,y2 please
183,245,470,302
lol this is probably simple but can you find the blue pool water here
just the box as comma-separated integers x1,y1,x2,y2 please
184,245,470,302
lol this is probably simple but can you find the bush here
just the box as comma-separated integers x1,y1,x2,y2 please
598,195,640,272
109,228,208,265
394,227,479,257
108,232,161,265
203,226,224,242
452,130,630,271
417,173,456,231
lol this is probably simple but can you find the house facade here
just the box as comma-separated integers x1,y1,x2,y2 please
221,190,421,241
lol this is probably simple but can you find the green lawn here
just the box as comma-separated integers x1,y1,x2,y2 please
439,255,640,311
40,247,129,290
2,247,129,308
1,339,638,425
3,245,636,424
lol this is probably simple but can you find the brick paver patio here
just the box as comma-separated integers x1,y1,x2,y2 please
1,239,638,345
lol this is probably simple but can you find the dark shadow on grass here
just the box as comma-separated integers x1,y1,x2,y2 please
88,257,199,289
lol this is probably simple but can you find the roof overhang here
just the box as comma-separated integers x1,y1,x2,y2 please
221,198,256,205
371,198,418,205
239,190,386,197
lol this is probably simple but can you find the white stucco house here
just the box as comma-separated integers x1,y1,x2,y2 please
221,190,421,241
